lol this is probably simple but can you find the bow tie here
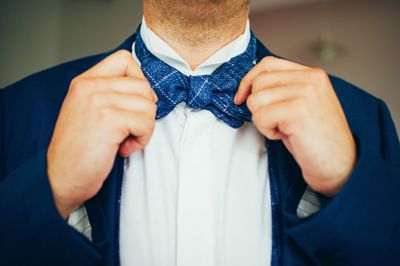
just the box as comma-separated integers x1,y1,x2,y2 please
134,29,258,128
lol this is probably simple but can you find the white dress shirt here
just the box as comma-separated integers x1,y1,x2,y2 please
67,17,324,266
118,18,272,266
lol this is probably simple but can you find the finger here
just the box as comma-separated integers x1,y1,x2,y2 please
251,71,315,94
78,77,157,102
81,50,146,79
109,109,155,149
236,69,314,106
235,56,308,105
252,100,302,140
247,83,308,113
93,92,157,117
119,137,144,157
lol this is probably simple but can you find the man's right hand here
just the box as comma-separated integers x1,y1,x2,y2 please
47,50,157,219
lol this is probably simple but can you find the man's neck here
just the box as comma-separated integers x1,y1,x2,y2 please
143,5,248,70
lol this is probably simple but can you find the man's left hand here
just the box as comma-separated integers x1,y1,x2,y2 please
235,56,356,196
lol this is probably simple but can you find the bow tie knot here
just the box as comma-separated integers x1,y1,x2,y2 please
187,76,217,109
135,28,258,128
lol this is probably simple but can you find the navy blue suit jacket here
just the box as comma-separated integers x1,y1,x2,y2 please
1,34,400,266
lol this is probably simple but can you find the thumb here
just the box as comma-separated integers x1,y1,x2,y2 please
118,136,145,157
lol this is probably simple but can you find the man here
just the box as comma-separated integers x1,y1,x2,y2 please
0,0,399,265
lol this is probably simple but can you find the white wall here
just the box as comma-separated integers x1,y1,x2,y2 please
56,0,142,63
0,0,142,88
251,0,400,130
0,0,63,86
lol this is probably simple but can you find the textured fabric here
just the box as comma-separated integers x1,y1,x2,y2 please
68,205,92,241
134,27,257,129
297,187,329,218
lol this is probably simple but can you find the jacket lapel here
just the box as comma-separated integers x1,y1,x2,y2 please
83,34,137,266
255,39,304,200
84,155,124,266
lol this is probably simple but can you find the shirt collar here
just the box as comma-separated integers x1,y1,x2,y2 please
132,17,251,76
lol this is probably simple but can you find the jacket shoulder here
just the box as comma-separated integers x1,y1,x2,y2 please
1,52,110,174
329,74,382,124
2,52,109,99
329,74,398,154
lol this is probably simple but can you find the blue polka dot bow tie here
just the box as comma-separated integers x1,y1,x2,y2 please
134,29,258,128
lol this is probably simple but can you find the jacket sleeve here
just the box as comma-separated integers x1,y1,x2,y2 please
284,99,400,265
0,89,102,266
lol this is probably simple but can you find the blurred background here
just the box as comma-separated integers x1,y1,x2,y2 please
0,0,399,130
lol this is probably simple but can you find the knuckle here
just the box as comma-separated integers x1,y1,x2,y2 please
141,78,151,86
246,94,254,110
142,116,154,135
246,94,255,110
310,68,328,83
261,56,277,64
69,77,81,94
132,79,152,97
140,97,153,109
252,74,266,90
80,78,95,90
148,119,156,133
115,49,131,59
70,78,93,98
150,102,157,115
142,100,157,116
144,87,154,99
251,110,262,125
264,129,276,140
69,77,79,88
252,75,261,88
115,50,133,65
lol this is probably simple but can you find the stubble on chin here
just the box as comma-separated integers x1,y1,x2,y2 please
145,0,250,47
